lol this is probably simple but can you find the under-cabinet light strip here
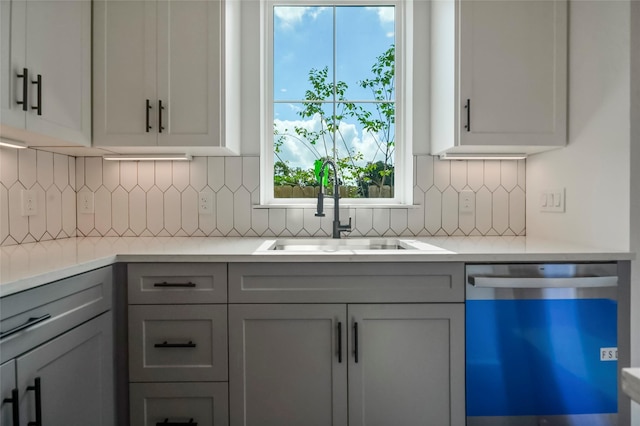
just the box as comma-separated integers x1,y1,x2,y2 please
439,153,527,160
103,154,192,161
0,138,27,149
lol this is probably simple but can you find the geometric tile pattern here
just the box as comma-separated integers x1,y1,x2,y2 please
0,150,525,245
0,147,77,246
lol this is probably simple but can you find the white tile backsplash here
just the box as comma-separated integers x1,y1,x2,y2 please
0,147,76,245
0,149,526,245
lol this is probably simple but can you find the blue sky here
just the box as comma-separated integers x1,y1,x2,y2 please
272,6,395,173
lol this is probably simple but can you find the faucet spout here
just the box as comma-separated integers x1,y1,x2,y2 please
314,159,352,238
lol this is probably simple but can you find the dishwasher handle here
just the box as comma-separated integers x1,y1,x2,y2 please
468,275,618,289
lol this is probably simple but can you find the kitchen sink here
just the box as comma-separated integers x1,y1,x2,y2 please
256,238,450,253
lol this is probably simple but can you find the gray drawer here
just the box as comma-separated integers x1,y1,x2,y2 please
229,262,464,303
0,266,112,363
129,304,228,382
128,263,227,304
130,382,228,426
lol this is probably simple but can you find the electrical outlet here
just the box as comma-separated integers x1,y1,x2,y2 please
459,190,475,214
21,189,37,216
199,190,214,215
78,191,94,214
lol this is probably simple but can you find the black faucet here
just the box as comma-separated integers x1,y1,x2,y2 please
314,159,352,238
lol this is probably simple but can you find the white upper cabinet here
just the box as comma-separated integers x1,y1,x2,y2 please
93,0,226,150
431,0,567,156
0,0,91,147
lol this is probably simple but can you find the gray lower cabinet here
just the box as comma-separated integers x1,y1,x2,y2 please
229,304,348,426
127,263,229,426
16,313,113,426
0,266,114,426
1,360,17,426
130,382,228,426
229,303,464,426
348,304,465,426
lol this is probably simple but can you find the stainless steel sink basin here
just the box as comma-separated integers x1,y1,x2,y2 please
257,238,448,252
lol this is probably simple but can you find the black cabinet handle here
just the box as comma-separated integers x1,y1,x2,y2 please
353,321,359,363
464,98,471,132
1,314,51,339
146,99,152,132
3,388,20,426
153,281,196,288
26,377,41,426
154,340,197,348
337,321,342,363
158,99,165,133
156,418,197,426
16,68,28,111
31,75,41,116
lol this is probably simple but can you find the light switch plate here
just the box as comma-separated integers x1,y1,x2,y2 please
539,188,565,213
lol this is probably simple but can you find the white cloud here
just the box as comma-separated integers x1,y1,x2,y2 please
274,6,327,31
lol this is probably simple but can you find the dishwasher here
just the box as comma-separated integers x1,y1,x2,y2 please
465,263,619,426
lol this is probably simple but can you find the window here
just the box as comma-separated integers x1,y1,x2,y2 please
262,0,413,205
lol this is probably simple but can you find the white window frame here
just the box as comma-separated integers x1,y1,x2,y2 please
260,0,414,206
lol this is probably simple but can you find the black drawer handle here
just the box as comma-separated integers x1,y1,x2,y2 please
16,68,28,111
154,341,197,348
153,281,197,288
1,314,51,339
156,418,197,426
3,388,20,426
27,377,42,426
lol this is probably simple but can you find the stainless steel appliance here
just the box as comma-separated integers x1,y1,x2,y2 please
466,263,619,426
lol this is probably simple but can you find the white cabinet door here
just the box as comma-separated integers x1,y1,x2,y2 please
16,313,114,426
0,0,27,129
0,0,90,146
431,0,567,155
94,0,223,148
93,0,157,147
458,0,567,148
157,0,221,147
229,304,348,426
1,360,17,426
24,0,91,145
348,304,465,426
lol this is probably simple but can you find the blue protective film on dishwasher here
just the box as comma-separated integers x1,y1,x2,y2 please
465,298,618,416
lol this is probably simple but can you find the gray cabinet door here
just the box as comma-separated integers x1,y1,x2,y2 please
348,304,465,426
16,313,114,426
229,304,348,426
1,360,17,426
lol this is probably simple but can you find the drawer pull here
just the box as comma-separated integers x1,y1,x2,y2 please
154,340,197,348
3,388,20,426
156,418,197,426
153,281,197,288
1,314,51,339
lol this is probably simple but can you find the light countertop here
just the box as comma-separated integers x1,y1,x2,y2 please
622,368,640,405
0,236,633,297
